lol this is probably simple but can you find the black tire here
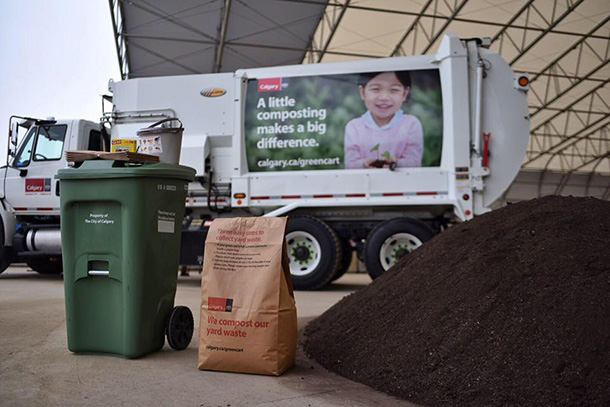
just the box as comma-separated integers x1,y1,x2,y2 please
0,246,16,274
166,306,194,351
364,218,435,280
0,219,16,274
286,216,342,290
330,238,353,282
26,256,63,275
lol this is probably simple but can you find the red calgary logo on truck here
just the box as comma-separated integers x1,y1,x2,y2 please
258,78,282,92
25,178,51,194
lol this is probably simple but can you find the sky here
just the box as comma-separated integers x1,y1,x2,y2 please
0,0,120,161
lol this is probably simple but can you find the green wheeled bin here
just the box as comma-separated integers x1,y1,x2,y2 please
57,160,196,359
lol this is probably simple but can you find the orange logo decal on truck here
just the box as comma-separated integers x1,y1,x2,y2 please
200,88,227,98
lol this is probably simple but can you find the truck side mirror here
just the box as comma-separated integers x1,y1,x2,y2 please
9,122,18,156
10,122,19,146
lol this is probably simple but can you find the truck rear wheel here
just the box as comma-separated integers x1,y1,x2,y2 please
330,238,353,282
26,257,63,275
286,216,341,290
364,218,435,280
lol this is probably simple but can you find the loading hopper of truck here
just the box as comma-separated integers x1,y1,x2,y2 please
1,34,529,290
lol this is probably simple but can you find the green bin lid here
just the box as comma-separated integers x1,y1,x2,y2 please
56,160,196,181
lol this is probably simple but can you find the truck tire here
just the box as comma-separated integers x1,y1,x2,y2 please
0,219,16,274
364,218,435,280
0,246,16,274
330,238,353,282
286,216,341,290
26,257,63,275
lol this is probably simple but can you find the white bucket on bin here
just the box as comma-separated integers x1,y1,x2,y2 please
136,118,184,164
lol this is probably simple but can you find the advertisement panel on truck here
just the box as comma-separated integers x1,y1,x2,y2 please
244,69,443,172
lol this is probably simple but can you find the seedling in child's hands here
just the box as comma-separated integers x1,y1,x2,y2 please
381,151,391,161
370,143,380,160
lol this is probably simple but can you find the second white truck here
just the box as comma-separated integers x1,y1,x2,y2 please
1,33,529,289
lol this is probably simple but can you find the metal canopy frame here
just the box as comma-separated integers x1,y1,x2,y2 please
108,0,328,77
109,0,610,179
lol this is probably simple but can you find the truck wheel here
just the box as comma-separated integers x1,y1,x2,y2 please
364,218,435,280
0,246,16,274
330,238,353,282
0,218,16,274
286,216,341,290
26,257,63,275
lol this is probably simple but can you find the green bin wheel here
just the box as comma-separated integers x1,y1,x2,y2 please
166,306,194,351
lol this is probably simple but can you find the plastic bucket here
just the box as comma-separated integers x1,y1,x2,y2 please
136,118,184,164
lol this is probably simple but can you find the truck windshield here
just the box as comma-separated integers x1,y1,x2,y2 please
34,125,67,161
12,124,68,167
13,127,37,168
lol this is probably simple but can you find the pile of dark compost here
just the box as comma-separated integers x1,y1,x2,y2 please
304,196,610,407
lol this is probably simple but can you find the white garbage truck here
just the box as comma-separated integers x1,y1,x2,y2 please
1,33,529,289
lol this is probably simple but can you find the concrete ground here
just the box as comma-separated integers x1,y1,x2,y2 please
0,266,418,407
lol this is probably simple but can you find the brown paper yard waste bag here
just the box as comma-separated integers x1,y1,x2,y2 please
198,217,297,375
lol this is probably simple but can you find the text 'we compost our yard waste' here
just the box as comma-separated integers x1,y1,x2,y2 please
205,315,270,339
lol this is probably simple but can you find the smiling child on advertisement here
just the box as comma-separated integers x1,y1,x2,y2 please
344,71,424,169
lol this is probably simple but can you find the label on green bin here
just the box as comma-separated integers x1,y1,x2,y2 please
157,210,176,234
157,183,177,191
85,212,116,225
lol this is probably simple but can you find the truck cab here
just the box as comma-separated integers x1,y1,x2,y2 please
0,118,105,273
